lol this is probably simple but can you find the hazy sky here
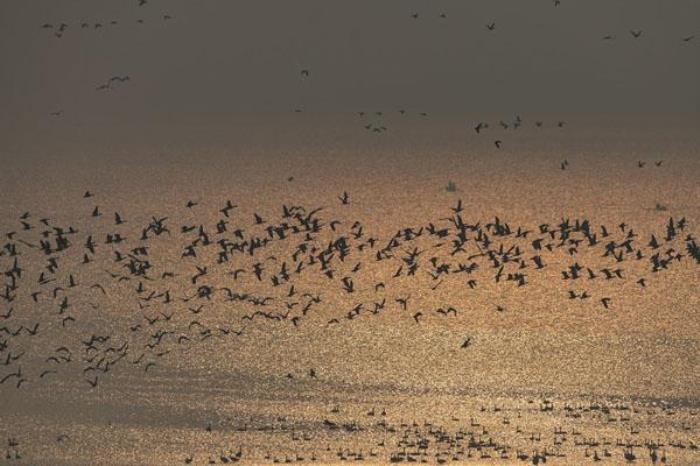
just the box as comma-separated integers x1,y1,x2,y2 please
0,0,698,131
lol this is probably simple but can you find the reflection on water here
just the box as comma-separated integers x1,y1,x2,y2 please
1,116,699,464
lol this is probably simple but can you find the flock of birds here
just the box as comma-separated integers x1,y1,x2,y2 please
41,2,697,42
353,112,568,143
245,399,697,465
294,5,696,136
41,2,697,141
4,396,698,464
40,0,171,39
12,3,699,464
1,186,698,392
404,3,696,43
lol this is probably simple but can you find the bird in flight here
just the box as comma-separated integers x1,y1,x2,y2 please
486,22,496,31
630,29,643,38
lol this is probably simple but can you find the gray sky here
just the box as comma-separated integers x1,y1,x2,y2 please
0,0,698,132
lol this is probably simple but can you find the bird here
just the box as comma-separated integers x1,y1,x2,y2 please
461,337,472,348
630,29,643,38
396,296,409,310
